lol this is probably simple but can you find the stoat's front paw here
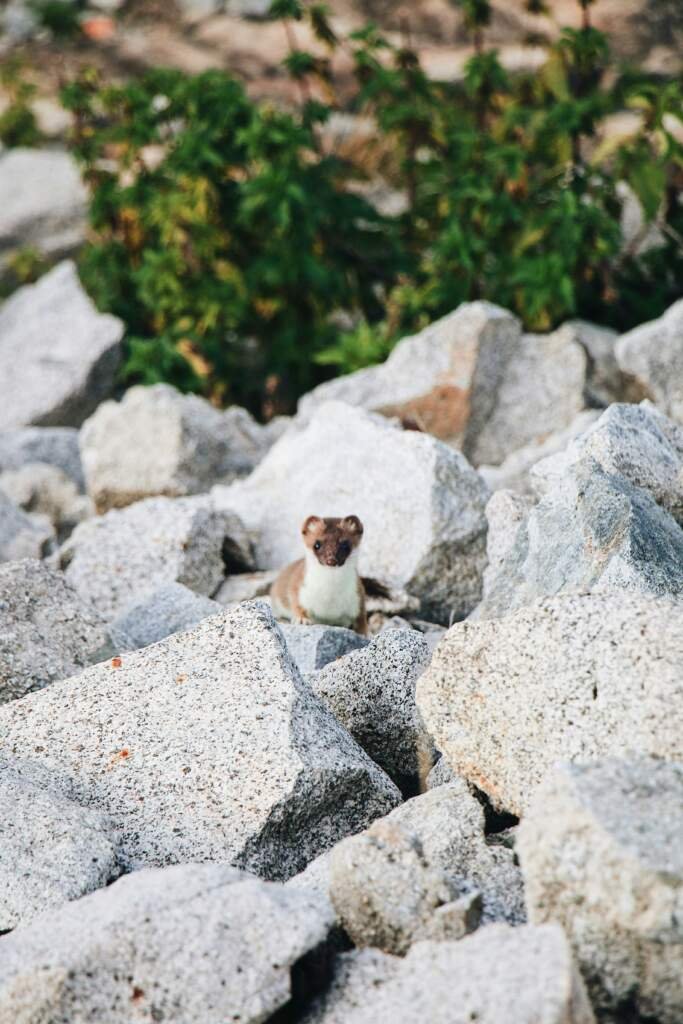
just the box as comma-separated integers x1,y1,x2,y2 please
296,614,313,626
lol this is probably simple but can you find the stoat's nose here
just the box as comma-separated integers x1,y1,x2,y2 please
324,556,338,567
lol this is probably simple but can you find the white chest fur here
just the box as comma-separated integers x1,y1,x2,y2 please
299,551,361,627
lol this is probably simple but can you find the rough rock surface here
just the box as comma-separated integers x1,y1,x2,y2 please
214,402,489,623
0,463,91,541
0,149,87,264
0,560,107,704
426,756,457,789
0,863,335,1024
214,568,278,604
0,489,53,561
297,302,521,452
518,758,683,1024
567,319,622,407
0,262,123,431
279,623,369,676
616,298,683,423
108,583,221,652
303,925,595,1024
59,495,251,621
0,602,400,878
417,592,683,815
80,383,277,512
481,488,534,601
470,326,587,466
0,761,119,929
310,629,434,783
328,780,524,953
0,426,84,489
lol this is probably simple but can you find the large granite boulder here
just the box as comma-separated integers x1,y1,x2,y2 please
80,383,278,512
616,298,683,423
0,602,400,878
0,262,123,430
518,758,683,1024
0,559,108,704
0,862,334,1024
214,402,489,623
417,592,683,815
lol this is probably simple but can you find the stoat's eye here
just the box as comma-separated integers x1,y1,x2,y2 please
313,540,321,551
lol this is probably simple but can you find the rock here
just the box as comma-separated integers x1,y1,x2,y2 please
470,325,587,466
80,384,277,512
481,489,534,601
279,623,369,676
0,761,119,929
0,489,53,561
0,427,84,489
0,559,108,704
417,592,683,816
616,297,683,422
328,780,524,953
59,495,251,621
213,568,278,604
0,150,86,264
297,303,521,453
478,410,600,495
214,402,489,623
0,261,123,430
566,319,623,407
0,862,335,1023
0,463,91,541
0,602,400,877
108,583,221,652
226,0,272,15
303,925,595,1024
0,0,39,42
310,629,434,785
518,758,683,1024
426,756,456,790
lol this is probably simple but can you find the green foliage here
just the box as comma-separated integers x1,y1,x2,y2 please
0,57,41,148
30,0,83,37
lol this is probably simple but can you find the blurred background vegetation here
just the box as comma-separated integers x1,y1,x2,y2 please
1,0,682,414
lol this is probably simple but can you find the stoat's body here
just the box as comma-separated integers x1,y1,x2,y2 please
271,515,367,634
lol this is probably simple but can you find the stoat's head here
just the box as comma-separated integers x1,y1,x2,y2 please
301,515,363,568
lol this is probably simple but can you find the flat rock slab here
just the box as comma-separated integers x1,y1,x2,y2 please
0,559,108,704
0,602,400,878
518,758,683,1024
417,592,683,815
0,863,334,1024
0,261,123,430
214,401,489,623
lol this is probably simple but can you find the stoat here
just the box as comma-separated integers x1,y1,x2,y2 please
270,515,367,635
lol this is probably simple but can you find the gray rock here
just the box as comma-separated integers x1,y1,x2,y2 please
470,325,587,466
213,568,278,604
303,925,595,1024
0,463,91,541
80,384,277,512
567,319,622,407
310,629,434,784
0,761,119,929
226,0,272,15
0,0,39,41
0,862,335,1023
426,756,456,790
0,559,108,704
0,261,123,430
481,488,534,601
297,303,521,454
59,495,250,621
278,623,369,676
417,592,683,816
518,758,683,1024
108,582,221,652
0,427,84,489
0,602,400,877
286,847,335,897
214,402,489,623
0,489,53,561
616,298,683,422
0,150,86,264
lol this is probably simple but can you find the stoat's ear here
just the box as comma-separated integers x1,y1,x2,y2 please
301,515,323,537
341,515,363,537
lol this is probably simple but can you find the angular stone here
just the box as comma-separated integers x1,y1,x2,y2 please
108,583,221,652
0,427,84,489
278,623,369,676
0,464,91,541
0,490,53,562
426,756,456,789
616,298,683,423
417,593,683,815
470,326,587,466
0,863,334,1024
0,559,108,704
303,925,595,1024
310,629,433,784
0,262,123,430
518,758,683,1024
566,319,622,407
214,402,489,623
0,602,400,878
80,383,277,512
0,762,119,929
59,495,250,621
296,303,521,453
481,489,534,601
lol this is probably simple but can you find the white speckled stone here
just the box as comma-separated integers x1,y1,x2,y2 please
0,427,84,489
616,298,683,423
278,622,369,676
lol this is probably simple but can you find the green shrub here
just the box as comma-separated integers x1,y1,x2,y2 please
0,57,41,148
